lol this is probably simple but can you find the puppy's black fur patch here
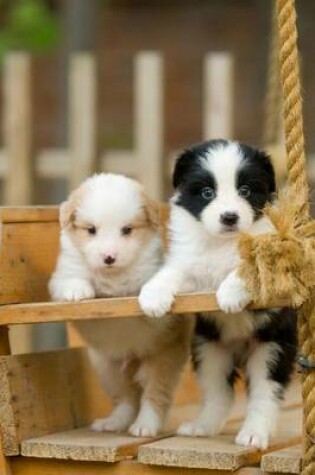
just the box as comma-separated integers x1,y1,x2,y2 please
255,308,297,390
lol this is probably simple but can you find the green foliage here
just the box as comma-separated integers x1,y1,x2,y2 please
0,0,60,60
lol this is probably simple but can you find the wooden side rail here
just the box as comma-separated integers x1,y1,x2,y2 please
0,293,291,326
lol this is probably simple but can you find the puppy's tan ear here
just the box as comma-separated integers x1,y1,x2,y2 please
143,193,160,229
59,185,85,229
59,199,76,229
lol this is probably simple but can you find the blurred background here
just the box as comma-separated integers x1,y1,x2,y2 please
1,0,314,350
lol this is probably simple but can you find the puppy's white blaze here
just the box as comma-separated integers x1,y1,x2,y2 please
201,141,242,191
200,143,255,234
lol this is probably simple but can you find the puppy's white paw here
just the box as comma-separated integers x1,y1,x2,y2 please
139,282,174,318
55,279,95,302
128,421,159,437
235,425,269,450
128,401,162,437
91,414,130,433
216,271,251,313
177,421,211,437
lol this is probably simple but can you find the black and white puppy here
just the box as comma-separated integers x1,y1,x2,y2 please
139,140,296,449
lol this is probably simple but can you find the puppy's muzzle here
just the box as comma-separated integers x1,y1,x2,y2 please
220,212,239,228
104,255,116,266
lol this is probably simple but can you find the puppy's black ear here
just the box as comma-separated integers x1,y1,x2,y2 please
172,149,196,189
257,149,277,193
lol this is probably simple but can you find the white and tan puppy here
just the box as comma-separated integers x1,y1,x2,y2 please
49,173,191,437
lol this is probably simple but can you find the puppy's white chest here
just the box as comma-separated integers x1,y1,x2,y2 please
189,242,239,291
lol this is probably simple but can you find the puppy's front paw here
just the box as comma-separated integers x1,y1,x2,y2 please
91,415,130,433
139,282,174,318
235,425,269,450
128,401,162,437
216,272,251,313
177,421,211,437
54,279,95,302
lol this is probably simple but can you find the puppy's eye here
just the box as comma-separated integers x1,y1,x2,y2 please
121,226,133,236
201,187,215,200
238,185,251,198
87,226,97,235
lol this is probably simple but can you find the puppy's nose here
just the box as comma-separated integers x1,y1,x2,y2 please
104,255,116,265
220,212,239,226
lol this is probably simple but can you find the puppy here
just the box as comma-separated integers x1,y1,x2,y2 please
49,173,192,437
139,140,296,449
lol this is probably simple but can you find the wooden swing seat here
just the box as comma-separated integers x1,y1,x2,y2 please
0,207,303,475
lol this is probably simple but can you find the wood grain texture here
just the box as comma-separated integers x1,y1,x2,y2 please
0,207,58,223
0,222,59,304
0,348,111,455
261,445,301,473
0,357,19,455
3,54,32,206
138,407,302,471
10,457,265,475
21,428,154,462
0,437,12,475
0,293,291,326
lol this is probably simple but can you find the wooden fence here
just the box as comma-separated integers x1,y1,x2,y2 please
0,51,234,203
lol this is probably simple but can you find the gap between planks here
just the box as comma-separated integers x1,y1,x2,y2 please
0,293,290,326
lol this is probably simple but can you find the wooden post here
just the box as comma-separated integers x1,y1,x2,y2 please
3,53,32,204
134,52,164,200
3,54,33,355
69,53,97,190
0,328,11,474
203,53,234,140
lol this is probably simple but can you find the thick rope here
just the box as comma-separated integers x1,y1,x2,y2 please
299,292,315,475
276,2,313,474
276,0,309,223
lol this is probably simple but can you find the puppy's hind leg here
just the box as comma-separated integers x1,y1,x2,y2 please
89,351,141,433
129,326,190,437
178,339,235,437
235,342,286,450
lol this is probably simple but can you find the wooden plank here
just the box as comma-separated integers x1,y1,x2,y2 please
138,407,302,471
0,348,111,455
139,435,258,471
2,54,34,354
3,53,32,205
102,150,137,176
261,445,302,474
69,54,97,189
36,150,70,179
10,457,265,475
21,428,156,462
0,222,59,304
134,52,164,199
0,207,58,224
0,293,291,326
0,357,20,455
203,53,234,139
0,438,11,475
